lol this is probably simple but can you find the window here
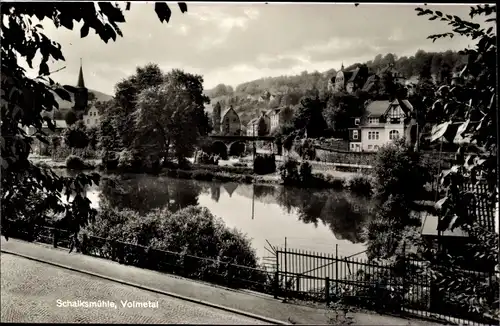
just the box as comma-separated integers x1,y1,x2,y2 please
368,131,380,140
368,145,373,150
389,130,400,140
354,118,360,126
352,130,359,140
368,117,378,124
374,145,379,150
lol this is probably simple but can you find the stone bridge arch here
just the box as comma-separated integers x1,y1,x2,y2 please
211,141,228,160
228,141,246,157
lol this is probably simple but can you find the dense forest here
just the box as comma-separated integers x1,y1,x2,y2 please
204,49,465,125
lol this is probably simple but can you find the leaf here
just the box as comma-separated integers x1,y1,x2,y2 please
155,3,172,23
429,16,438,21
80,24,90,38
39,62,49,76
0,157,8,170
36,134,49,145
54,87,71,102
126,2,131,10
455,119,470,138
430,122,450,142
178,2,188,13
435,197,448,210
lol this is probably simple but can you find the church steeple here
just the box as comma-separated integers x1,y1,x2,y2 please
77,58,85,88
341,62,344,71
73,58,89,112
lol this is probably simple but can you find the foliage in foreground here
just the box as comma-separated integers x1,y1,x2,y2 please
1,2,187,239
79,205,267,288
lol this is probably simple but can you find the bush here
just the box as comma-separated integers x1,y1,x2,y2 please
80,206,263,287
294,138,316,160
299,161,313,183
196,151,218,165
253,154,276,175
279,158,300,185
65,155,87,170
347,175,373,197
103,151,119,170
117,149,142,172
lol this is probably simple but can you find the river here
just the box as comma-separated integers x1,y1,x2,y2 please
56,169,376,262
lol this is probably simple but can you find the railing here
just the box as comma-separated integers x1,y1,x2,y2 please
276,247,499,326
7,224,276,296
6,225,498,325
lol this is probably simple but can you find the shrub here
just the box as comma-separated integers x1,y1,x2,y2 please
299,161,313,183
102,151,119,170
279,158,300,185
80,206,263,287
253,154,276,175
117,149,142,172
196,151,218,165
294,138,316,160
65,155,86,170
347,175,373,197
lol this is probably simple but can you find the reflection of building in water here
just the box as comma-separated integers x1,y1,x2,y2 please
222,182,238,197
210,184,221,202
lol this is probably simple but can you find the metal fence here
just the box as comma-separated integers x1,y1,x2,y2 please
6,225,498,325
9,224,277,295
275,246,499,326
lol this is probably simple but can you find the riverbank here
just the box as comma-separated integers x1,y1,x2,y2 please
30,156,372,194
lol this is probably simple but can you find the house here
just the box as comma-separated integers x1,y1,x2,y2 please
268,106,294,133
246,111,270,136
220,106,241,136
348,99,413,152
83,106,101,128
330,63,370,94
42,60,112,127
246,118,259,136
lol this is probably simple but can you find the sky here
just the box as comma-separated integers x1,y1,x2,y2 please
22,2,490,95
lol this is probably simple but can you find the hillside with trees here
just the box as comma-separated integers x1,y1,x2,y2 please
204,49,466,126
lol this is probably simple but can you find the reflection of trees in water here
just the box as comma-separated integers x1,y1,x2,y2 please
275,187,375,243
253,184,276,200
100,176,203,214
210,184,221,203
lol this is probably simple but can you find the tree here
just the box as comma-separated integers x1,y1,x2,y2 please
112,63,166,151
373,138,428,204
63,121,89,149
1,2,188,241
134,78,200,165
415,4,498,319
323,92,365,131
292,96,327,138
164,69,211,137
257,116,267,136
65,110,78,126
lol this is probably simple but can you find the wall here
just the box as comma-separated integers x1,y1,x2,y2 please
83,107,100,128
222,110,241,135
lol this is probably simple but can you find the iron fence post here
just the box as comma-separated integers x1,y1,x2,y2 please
325,276,330,307
335,244,339,296
274,250,279,299
52,228,57,248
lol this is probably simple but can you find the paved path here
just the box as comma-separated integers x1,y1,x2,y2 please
1,238,440,325
1,253,269,324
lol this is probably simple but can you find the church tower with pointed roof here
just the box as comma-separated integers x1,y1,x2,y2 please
74,58,89,112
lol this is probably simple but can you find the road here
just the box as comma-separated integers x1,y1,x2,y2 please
0,253,269,324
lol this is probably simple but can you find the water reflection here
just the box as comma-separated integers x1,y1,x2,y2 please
54,170,375,258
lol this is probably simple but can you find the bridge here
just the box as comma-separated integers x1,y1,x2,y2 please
203,135,276,159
